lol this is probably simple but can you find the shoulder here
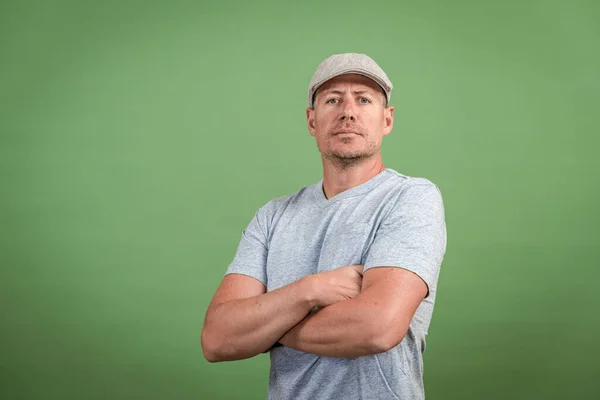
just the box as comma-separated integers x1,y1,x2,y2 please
384,168,443,203
253,183,315,226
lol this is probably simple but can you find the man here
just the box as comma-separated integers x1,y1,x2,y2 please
201,53,447,399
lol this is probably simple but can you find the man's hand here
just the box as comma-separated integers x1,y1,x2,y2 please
261,265,363,354
307,265,364,307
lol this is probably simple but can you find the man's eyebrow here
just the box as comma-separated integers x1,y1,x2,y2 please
352,90,374,95
320,89,344,95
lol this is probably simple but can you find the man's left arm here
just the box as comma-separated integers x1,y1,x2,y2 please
278,183,447,358
278,266,427,358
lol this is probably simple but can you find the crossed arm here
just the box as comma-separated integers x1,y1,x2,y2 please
278,266,427,358
201,266,427,362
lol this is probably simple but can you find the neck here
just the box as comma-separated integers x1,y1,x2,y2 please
321,155,386,199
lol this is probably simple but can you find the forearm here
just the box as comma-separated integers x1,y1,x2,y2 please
202,278,315,362
278,297,387,358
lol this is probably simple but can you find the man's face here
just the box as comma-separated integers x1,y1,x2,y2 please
306,74,394,165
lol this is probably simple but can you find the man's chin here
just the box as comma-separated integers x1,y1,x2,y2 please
333,153,364,160
324,152,370,168
330,149,372,160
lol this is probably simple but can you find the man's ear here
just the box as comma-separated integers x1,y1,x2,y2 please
383,106,394,136
306,107,316,137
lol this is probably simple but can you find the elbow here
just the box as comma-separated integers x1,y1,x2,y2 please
202,347,220,363
200,332,218,363
369,324,408,354
201,327,257,363
203,350,220,363
369,337,393,355
201,328,226,363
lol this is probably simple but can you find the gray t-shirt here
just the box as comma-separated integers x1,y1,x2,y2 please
226,168,447,400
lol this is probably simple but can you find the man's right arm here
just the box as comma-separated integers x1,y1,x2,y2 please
201,273,315,362
201,266,363,363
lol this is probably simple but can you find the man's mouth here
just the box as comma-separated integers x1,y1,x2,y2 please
333,131,361,136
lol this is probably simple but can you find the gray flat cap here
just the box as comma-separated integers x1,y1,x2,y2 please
308,53,393,108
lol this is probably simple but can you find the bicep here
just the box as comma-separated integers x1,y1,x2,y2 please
208,273,267,310
212,203,272,309
363,184,446,298
360,267,428,341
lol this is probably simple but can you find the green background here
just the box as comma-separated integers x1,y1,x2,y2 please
1,0,599,398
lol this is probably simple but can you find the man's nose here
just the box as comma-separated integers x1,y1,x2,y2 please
340,101,356,121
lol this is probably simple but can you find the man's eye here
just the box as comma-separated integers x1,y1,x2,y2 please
359,97,371,104
326,98,338,104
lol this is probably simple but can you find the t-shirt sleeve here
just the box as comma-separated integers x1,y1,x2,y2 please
224,203,272,286
363,183,447,296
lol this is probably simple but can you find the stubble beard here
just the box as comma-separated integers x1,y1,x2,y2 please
322,137,379,170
